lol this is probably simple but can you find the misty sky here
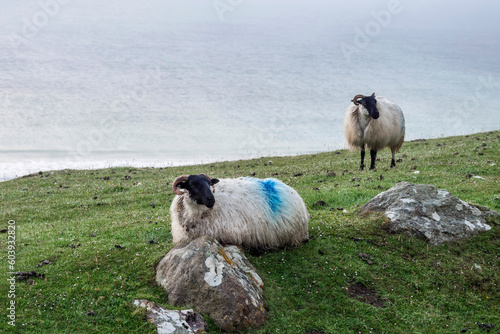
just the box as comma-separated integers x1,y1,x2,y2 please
2,0,499,33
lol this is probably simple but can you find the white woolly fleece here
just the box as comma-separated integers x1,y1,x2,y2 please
170,177,309,249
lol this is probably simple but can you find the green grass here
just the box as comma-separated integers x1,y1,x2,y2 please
1,131,499,334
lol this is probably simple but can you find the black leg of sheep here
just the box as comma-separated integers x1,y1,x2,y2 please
370,149,377,170
360,147,366,170
390,148,397,168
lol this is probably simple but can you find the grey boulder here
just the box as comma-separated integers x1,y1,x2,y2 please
361,182,496,245
156,236,266,332
133,299,207,334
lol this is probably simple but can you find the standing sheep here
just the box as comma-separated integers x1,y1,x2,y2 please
169,174,309,250
344,93,405,170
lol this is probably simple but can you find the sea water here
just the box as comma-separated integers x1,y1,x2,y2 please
1,0,499,180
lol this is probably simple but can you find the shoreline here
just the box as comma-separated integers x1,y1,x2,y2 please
0,158,211,183
0,148,331,182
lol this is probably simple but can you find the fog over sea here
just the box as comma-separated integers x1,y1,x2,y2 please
1,0,499,181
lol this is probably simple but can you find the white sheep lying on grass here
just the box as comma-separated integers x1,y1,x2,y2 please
170,174,309,250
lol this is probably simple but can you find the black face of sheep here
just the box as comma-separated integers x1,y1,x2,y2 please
172,174,220,208
353,93,379,119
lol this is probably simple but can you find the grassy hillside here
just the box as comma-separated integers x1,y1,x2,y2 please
1,131,499,334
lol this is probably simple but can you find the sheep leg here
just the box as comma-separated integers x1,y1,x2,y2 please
360,147,365,170
390,149,396,168
369,149,377,170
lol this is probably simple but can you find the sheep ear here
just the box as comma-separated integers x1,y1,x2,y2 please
211,178,220,185
371,92,375,97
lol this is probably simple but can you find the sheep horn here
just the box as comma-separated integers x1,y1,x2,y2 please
172,175,189,195
201,173,216,193
351,94,365,105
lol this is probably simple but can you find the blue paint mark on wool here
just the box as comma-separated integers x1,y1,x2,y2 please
255,178,282,214
258,179,281,214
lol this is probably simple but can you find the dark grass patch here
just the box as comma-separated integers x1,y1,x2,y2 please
347,282,386,308
476,322,496,331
